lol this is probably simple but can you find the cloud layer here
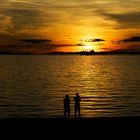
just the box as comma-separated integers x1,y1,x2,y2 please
118,36,140,44
0,0,140,53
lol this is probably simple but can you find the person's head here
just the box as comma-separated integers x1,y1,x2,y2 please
76,93,79,96
65,94,69,98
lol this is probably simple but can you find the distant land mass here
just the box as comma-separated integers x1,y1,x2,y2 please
47,50,140,55
0,50,140,55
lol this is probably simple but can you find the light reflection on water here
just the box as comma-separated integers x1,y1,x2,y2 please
0,55,140,118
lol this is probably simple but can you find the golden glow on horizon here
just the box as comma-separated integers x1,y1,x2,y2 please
84,45,93,52
0,0,140,54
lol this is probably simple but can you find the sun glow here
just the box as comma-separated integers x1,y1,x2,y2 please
84,45,93,51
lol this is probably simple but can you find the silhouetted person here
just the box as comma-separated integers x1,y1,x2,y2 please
74,93,81,118
63,94,70,118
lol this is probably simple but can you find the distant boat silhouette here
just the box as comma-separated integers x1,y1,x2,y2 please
80,50,95,55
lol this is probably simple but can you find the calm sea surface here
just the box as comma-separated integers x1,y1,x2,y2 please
0,55,140,118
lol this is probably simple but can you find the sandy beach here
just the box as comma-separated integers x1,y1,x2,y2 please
0,117,140,131
0,117,139,140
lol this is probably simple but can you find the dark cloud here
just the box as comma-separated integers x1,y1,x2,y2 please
86,38,105,42
77,43,84,46
0,42,57,54
51,43,76,47
101,47,110,50
118,36,140,44
0,8,45,33
7,44,18,47
22,39,52,44
105,12,140,22
111,46,140,53
101,12,140,28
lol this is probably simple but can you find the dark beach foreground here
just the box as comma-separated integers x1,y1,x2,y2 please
0,116,140,137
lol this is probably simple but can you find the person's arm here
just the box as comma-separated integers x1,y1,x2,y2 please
79,96,81,102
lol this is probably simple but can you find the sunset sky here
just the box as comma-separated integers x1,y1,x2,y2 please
0,0,140,54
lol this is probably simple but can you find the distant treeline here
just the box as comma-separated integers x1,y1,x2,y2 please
48,51,140,55
0,51,140,55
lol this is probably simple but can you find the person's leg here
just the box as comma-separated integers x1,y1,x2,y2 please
64,110,66,118
68,108,70,118
78,105,80,118
75,107,77,118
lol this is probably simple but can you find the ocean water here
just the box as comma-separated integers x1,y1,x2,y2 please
0,55,140,118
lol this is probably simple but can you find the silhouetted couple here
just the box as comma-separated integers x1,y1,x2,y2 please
63,93,81,118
